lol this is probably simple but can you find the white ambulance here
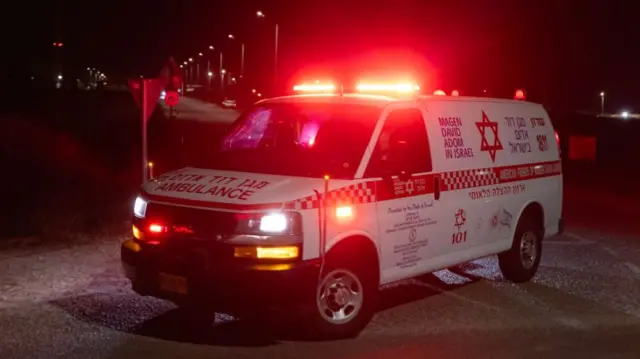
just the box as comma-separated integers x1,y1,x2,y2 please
122,82,563,338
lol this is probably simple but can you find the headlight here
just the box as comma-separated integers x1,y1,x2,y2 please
235,212,301,235
133,196,148,218
260,214,288,232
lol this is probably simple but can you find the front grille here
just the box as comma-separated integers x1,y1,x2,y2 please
142,203,238,271
145,202,238,239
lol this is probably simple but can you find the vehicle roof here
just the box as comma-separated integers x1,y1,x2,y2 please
256,93,396,107
257,93,542,108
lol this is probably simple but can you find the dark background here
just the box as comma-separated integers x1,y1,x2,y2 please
3,1,639,112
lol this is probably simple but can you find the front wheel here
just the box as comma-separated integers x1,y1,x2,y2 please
498,215,543,283
308,257,378,339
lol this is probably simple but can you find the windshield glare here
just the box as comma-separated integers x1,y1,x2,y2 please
213,102,381,179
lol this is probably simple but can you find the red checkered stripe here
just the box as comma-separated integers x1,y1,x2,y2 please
440,168,499,191
285,181,376,210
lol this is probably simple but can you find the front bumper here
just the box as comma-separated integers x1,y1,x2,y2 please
121,239,320,315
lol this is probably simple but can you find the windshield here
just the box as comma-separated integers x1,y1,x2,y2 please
212,102,381,179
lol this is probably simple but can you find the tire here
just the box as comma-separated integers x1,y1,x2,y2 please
308,253,378,340
498,213,543,283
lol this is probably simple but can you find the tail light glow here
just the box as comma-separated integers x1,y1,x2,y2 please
451,90,460,96
433,89,446,96
148,223,167,233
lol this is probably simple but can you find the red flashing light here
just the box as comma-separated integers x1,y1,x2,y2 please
293,83,336,93
356,83,419,93
451,90,460,96
433,89,446,96
514,89,526,100
148,223,167,233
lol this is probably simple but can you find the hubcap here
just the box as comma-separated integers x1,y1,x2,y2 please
520,231,538,269
316,269,363,325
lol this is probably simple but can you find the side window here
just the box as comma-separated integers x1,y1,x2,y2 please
364,108,432,178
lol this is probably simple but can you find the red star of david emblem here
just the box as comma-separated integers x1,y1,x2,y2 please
475,111,503,163
454,208,466,231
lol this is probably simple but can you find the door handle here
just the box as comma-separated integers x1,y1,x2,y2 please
434,176,441,200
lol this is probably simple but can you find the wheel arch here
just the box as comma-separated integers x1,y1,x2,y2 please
325,233,381,285
516,200,545,237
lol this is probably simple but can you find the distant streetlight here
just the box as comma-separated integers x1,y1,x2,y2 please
227,33,245,78
57,74,63,80
208,45,214,50
600,91,605,115
621,111,629,119
198,52,203,56
188,58,193,62
208,71,213,77
257,10,279,89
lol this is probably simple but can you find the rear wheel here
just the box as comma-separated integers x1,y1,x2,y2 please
308,254,378,339
498,214,543,283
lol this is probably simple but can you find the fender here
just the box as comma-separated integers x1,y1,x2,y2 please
325,229,380,259
513,198,545,239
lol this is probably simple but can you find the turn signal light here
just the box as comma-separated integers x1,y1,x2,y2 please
234,246,300,259
132,225,144,240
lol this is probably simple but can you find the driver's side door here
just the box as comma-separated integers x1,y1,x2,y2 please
363,107,447,284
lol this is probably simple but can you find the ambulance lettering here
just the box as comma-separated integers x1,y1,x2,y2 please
438,116,474,159
154,175,270,201
505,116,532,154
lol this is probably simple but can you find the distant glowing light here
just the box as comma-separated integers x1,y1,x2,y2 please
621,111,629,119
514,89,526,100
208,71,213,77
451,90,460,96
57,74,63,80
433,89,446,96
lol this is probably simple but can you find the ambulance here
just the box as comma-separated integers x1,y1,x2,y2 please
121,82,563,338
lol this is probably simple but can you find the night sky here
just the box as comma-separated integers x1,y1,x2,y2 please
5,0,639,113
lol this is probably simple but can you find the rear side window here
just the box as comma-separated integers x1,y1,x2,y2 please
364,108,432,178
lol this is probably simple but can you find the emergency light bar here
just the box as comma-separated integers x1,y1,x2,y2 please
356,83,420,93
293,83,336,92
